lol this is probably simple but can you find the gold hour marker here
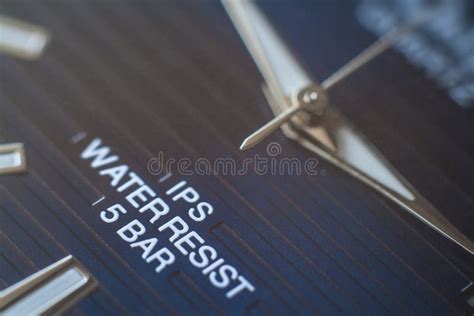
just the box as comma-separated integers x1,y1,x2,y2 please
0,143,27,175
0,15,50,60
0,255,97,315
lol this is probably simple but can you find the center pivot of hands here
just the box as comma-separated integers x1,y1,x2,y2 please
291,84,328,117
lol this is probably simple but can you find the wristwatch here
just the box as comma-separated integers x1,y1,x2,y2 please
1,0,473,315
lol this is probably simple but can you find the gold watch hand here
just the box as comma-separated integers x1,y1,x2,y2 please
224,0,430,150
223,0,474,254
240,85,320,150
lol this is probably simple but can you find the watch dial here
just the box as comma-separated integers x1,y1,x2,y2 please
1,0,473,315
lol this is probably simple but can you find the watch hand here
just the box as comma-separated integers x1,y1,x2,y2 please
224,0,431,150
321,11,430,90
240,84,320,150
224,0,474,254
222,0,310,101
322,25,404,90
223,0,326,150
240,103,300,150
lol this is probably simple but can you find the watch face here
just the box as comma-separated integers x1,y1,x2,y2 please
0,0,473,315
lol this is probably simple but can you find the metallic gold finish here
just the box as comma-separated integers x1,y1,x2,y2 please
223,0,474,254
0,15,50,60
240,84,324,150
0,143,27,175
224,0,433,149
263,84,474,255
0,255,97,315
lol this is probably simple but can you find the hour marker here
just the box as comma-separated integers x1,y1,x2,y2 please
92,195,105,206
159,172,172,183
460,282,474,311
70,131,87,144
0,255,97,315
0,15,50,60
0,143,27,175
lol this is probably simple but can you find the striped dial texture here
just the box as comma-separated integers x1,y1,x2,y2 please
1,0,473,315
